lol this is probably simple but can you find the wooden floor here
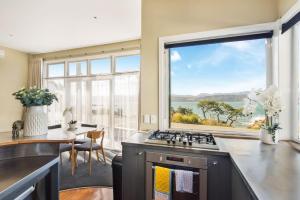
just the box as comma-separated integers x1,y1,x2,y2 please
60,187,113,200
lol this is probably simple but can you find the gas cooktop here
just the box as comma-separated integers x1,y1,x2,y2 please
145,130,219,150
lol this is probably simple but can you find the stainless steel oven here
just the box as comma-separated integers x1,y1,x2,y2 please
145,152,208,200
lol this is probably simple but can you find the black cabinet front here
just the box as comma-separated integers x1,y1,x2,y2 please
122,145,235,200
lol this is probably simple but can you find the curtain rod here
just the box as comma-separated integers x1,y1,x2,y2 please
41,45,140,61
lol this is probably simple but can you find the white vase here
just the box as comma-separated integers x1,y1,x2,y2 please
259,128,279,145
23,106,48,137
68,123,77,130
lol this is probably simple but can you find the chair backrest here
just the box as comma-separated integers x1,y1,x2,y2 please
81,123,97,128
48,124,62,130
87,129,105,146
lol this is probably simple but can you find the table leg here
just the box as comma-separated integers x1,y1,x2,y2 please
71,141,75,176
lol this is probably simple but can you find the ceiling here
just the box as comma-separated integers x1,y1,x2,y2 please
0,0,141,54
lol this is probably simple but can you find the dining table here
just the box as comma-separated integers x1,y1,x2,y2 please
0,126,97,175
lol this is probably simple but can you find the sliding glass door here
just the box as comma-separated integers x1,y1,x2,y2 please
113,74,139,149
43,51,140,150
91,79,112,147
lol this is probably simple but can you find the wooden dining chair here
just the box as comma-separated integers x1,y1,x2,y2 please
48,124,72,164
74,130,106,175
74,123,97,144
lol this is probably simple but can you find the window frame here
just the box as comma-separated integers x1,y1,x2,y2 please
115,54,141,73
42,50,141,132
159,23,278,136
291,24,300,142
67,60,88,77
47,62,65,78
43,50,140,79
89,57,112,75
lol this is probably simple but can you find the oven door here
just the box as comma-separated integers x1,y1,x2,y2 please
145,152,207,200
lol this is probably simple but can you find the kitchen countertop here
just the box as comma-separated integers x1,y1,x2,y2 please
0,156,59,199
122,132,300,200
216,137,300,200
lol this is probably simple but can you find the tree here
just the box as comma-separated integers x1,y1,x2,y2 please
221,103,244,126
228,108,244,126
210,102,224,123
197,100,216,119
176,106,193,115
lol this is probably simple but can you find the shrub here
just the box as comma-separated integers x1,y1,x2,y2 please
181,114,199,124
247,119,265,129
171,113,199,124
199,119,218,126
172,113,184,123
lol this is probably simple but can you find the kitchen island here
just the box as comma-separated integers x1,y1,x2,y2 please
0,130,77,200
122,132,300,200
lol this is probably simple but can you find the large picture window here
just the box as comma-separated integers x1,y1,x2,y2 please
167,35,272,135
43,51,140,149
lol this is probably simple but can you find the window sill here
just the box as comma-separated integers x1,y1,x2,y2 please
212,132,259,140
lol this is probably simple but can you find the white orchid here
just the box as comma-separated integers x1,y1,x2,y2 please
255,85,281,117
243,99,255,116
243,85,281,117
243,85,282,142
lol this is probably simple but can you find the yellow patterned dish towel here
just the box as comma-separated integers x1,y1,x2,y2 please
154,166,171,200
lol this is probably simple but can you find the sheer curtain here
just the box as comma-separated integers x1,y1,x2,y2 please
44,75,139,149
113,74,139,149
43,53,140,150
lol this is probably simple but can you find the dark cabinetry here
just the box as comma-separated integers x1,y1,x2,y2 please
0,143,60,200
207,156,231,200
122,144,237,200
231,163,256,200
122,145,145,200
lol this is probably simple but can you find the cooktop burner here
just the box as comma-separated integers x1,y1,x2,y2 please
145,130,219,150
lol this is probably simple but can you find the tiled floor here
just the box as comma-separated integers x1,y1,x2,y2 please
60,187,113,200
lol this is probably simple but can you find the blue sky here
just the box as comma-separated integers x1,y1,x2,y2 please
170,39,267,95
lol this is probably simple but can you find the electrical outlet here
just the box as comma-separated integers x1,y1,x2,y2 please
144,115,150,124
150,115,157,124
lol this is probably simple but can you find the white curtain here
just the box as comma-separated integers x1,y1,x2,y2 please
44,74,139,149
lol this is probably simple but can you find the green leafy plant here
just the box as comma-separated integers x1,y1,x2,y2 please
12,87,58,107
68,120,77,125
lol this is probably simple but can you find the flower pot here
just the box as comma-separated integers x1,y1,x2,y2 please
68,123,77,130
259,128,278,145
23,106,48,137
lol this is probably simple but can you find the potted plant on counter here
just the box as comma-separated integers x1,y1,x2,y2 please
13,87,58,137
243,85,282,144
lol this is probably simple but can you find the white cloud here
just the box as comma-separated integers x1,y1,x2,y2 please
196,48,230,67
171,51,181,62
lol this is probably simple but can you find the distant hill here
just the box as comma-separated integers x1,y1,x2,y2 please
171,91,249,102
